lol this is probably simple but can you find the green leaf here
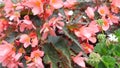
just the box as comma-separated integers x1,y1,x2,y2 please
114,29,120,42
48,36,72,68
101,56,116,68
70,43,81,54
94,43,108,55
113,45,120,57
43,43,60,68
58,8,66,18
116,63,120,68
48,36,60,44
31,16,42,27
96,19,104,26
0,2,4,8
5,32,18,43
95,61,107,68
53,37,72,68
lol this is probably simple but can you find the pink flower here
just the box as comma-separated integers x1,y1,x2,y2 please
3,0,14,14
40,23,56,40
50,0,63,9
13,53,22,61
5,11,21,24
27,49,44,68
49,17,64,30
101,18,110,31
98,5,110,17
81,43,94,54
0,41,14,63
31,37,38,47
111,0,120,8
108,14,119,24
29,32,38,47
74,21,99,43
19,34,31,48
64,0,77,8
0,19,8,33
25,0,44,15
19,15,36,32
0,41,23,68
31,49,44,58
27,57,44,68
72,52,87,68
85,7,95,19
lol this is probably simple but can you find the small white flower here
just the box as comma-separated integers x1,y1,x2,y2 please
66,21,69,24
82,16,87,19
68,10,73,16
108,33,118,42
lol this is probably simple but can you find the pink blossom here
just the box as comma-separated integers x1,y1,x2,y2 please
27,49,44,68
31,49,44,58
74,22,99,43
13,53,22,61
0,41,23,68
40,23,56,40
64,0,77,8
3,0,14,14
108,14,119,24
19,15,36,32
101,18,110,31
31,37,38,47
0,41,14,63
81,43,94,54
50,0,63,9
98,5,110,17
29,32,38,47
72,52,86,67
49,17,64,30
27,57,44,68
85,7,95,19
25,0,44,15
0,19,8,33
19,34,31,48
111,0,120,8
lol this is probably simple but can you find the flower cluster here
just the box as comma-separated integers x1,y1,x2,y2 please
0,0,120,68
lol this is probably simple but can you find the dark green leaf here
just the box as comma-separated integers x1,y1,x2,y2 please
48,36,60,44
53,37,72,68
5,32,18,43
31,16,42,27
43,43,60,68
70,43,81,53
